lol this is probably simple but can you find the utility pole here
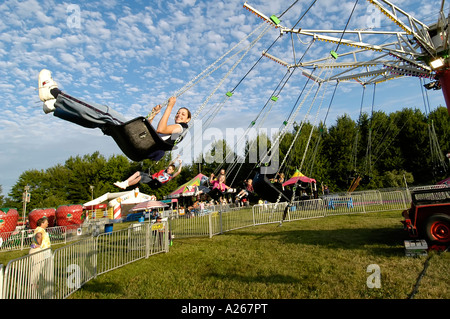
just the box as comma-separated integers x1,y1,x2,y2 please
22,185,30,226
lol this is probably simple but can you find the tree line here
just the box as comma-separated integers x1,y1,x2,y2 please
1,106,449,212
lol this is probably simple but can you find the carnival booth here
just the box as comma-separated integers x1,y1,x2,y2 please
165,174,208,211
165,174,207,199
128,200,169,221
83,188,156,221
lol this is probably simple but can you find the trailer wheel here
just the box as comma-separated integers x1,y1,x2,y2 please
425,214,450,244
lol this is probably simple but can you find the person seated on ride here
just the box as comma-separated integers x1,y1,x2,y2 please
211,173,232,199
298,188,310,200
236,179,254,200
216,169,226,180
204,173,231,201
38,69,191,161
270,172,285,184
114,157,183,189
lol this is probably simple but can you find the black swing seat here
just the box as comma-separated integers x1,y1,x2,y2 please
102,117,176,162
252,168,292,203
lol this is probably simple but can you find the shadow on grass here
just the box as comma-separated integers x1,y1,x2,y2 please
232,224,407,257
206,272,301,285
78,281,124,296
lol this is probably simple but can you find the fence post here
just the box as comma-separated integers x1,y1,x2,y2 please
164,221,169,253
20,229,25,250
0,264,3,299
145,222,150,259
93,236,99,280
208,212,213,238
252,205,256,226
219,210,223,235
361,193,366,213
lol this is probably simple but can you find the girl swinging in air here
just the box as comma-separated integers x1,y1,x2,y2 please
38,69,191,161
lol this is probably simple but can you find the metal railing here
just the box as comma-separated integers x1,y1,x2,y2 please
170,190,409,239
169,212,212,239
1,220,168,299
52,237,97,299
0,219,113,253
2,248,53,299
0,226,68,253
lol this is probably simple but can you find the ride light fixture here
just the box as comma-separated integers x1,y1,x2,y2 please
430,57,445,69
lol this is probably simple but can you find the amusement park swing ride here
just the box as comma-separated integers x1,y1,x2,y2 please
244,0,450,116
236,0,450,195
55,0,448,198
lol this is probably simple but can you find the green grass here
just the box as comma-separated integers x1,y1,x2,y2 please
69,211,450,299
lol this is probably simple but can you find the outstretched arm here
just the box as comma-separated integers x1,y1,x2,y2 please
167,154,181,167
172,159,183,178
156,97,182,134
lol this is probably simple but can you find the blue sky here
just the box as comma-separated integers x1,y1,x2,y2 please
0,0,447,197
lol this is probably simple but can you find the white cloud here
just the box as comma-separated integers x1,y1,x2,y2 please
110,75,123,82
59,52,78,65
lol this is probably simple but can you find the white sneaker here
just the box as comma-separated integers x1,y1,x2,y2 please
114,181,127,189
194,186,203,196
43,99,56,114
38,69,58,102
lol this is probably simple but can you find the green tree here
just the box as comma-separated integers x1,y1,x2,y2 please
391,108,428,184
427,106,450,181
381,169,414,188
0,185,5,207
64,152,108,203
321,114,357,191
8,169,48,211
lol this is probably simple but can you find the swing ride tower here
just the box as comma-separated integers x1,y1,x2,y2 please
244,0,450,115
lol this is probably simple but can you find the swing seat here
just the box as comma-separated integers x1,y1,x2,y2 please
103,117,176,162
252,169,292,202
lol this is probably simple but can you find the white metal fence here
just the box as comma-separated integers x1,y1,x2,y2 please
0,220,168,299
170,190,409,239
0,219,112,253
0,226,68,253
0,190,410,299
